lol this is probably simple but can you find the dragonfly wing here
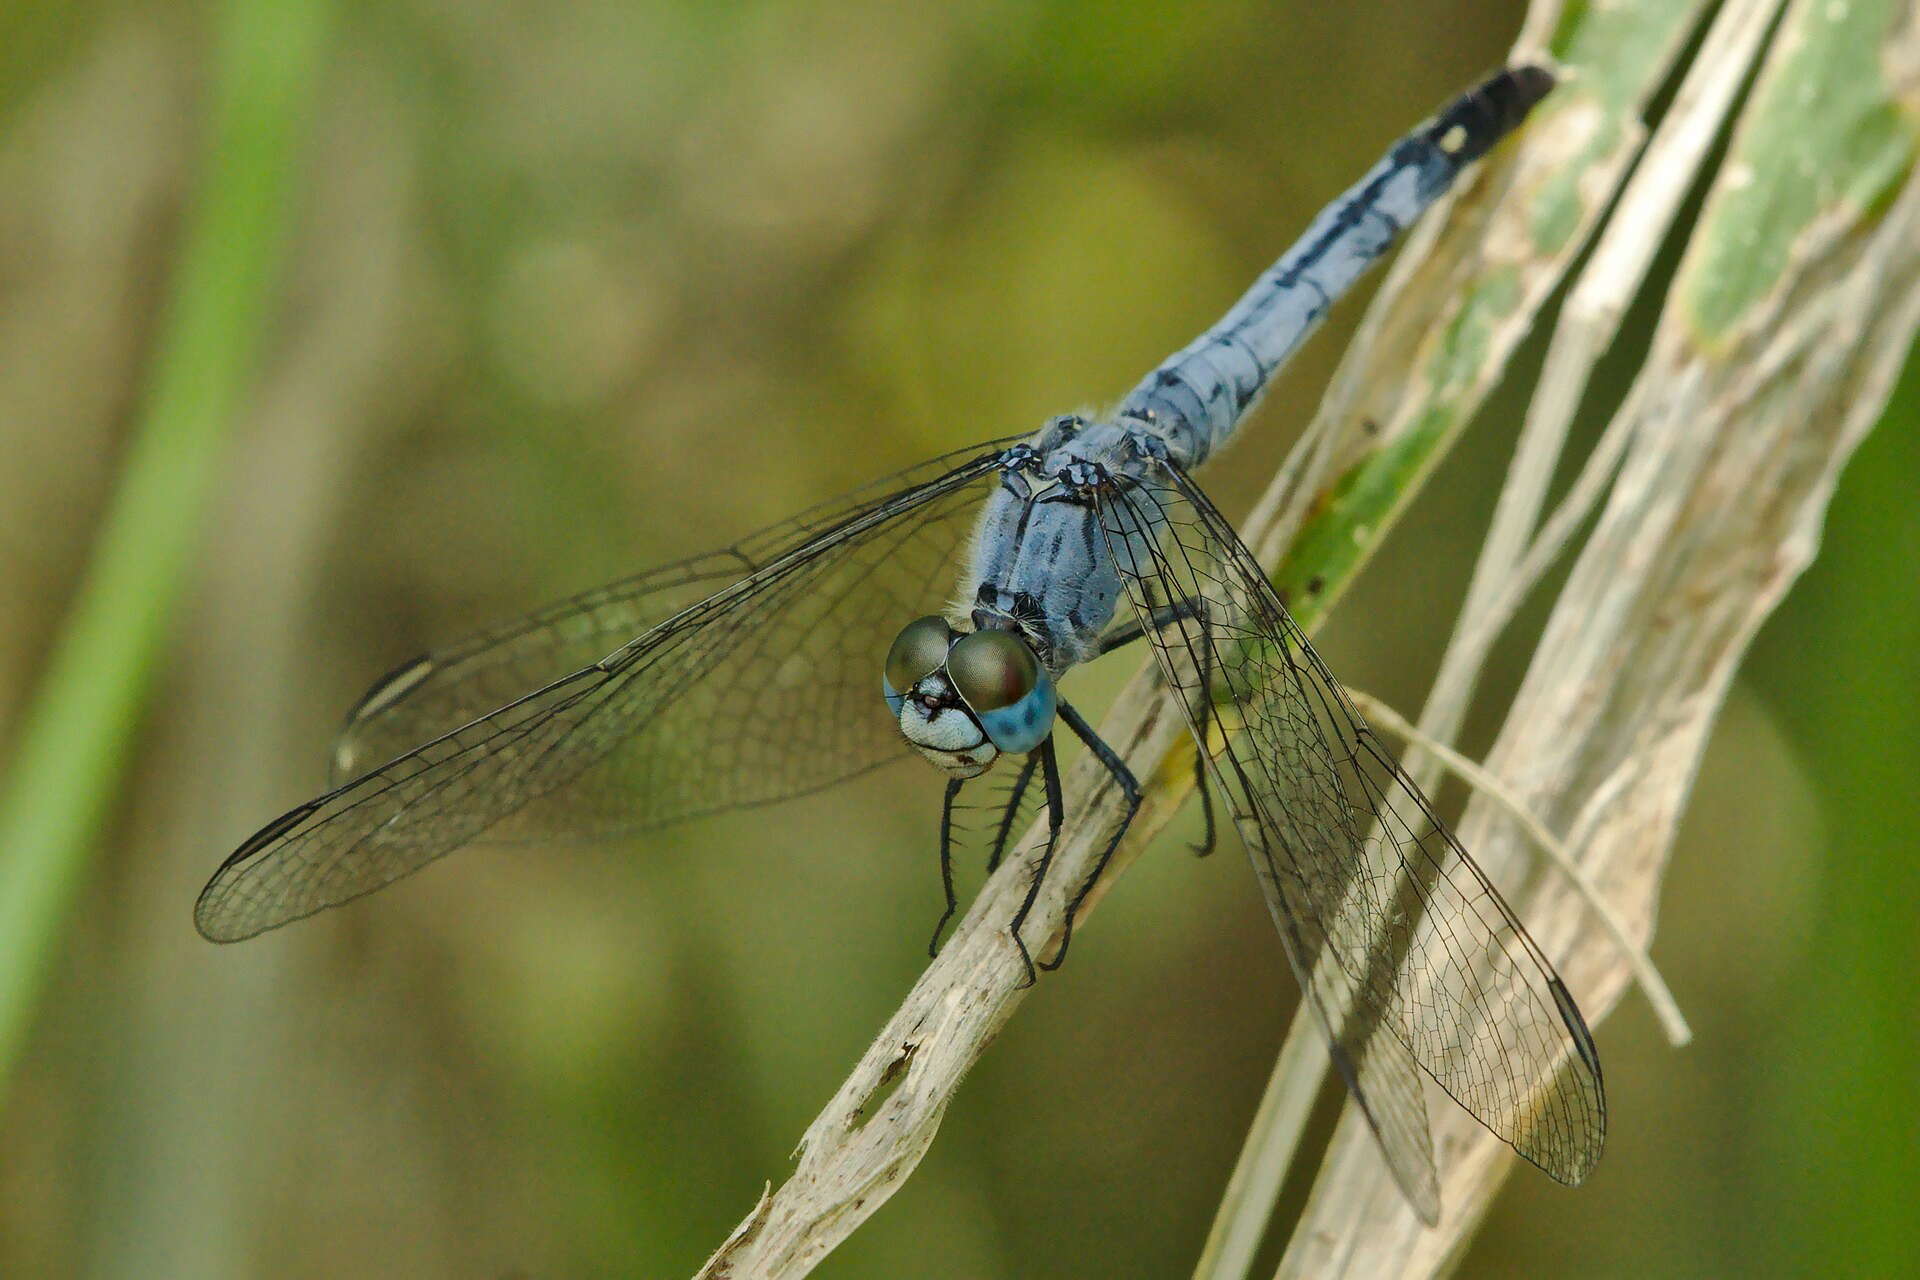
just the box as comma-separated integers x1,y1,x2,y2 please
332,550,763,785
333,442,1015,782
1095,465,1605,1209
198,443,1011,942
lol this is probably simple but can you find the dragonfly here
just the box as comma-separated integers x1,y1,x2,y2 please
197,65,1602,1221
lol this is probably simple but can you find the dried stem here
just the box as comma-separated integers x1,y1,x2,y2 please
1277,0,1920,1271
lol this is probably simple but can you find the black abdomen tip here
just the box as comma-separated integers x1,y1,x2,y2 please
1426,64,1558,166
1498,64,1558,120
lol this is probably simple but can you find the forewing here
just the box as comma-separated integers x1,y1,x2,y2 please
1097,467,1605,1205
333,442,1013,782
332,552,764,785
197,444,1010,941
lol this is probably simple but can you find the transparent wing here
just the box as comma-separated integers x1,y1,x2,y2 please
1097,466,1605,1212
332,554,770,786
197,443,1012,942
331,439,1014,784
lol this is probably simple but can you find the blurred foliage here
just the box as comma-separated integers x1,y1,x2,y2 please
0,1,1912,1277
0,0,332,1098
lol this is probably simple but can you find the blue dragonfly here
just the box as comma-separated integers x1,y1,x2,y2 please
197,66,1601,1219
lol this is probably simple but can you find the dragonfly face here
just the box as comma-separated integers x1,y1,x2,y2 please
883,615,1057,777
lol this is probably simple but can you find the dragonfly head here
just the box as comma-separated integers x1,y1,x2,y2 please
883,616,1056,778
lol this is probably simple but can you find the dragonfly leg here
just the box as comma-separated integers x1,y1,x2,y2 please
1090,596,1208,656
986,751,1042,875
1188,745,1217,856
1040,699,1141,971
927,777,966,958
1093,598,1216,857
1007,737,1065,988
1188,606,1218,857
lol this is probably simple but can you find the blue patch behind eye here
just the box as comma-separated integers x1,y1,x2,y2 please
976,670,1056,754
882,676,906,718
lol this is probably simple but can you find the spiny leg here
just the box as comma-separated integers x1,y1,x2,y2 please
927,776,966,957
1094,598,1216,857
1091,597,1208,657
986,750,1043,875
1187,604,1219,857
1040,699,1141,972
1189,753,1217,855
1006,736,1065,988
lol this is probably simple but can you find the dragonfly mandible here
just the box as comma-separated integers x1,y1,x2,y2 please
197,65,1602,1221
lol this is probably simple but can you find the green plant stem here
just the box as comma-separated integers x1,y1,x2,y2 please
0,0,332,1097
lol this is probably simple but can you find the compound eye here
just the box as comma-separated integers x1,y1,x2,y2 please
885,616,954,693
946,629,1039,711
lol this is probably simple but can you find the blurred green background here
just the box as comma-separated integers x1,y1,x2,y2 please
0,1,1914,1276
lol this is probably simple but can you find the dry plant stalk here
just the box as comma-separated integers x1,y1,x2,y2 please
1276,1,1920,1274
700,1,1920,1275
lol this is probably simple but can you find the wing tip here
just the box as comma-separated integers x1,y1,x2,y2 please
193,869,270,943
332,652,438,781
1547,976,1609,1184
1548,975,1606,1091
345,652,437,726
193,894,258,944
1507,976,1608,1188
193,796,329,943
